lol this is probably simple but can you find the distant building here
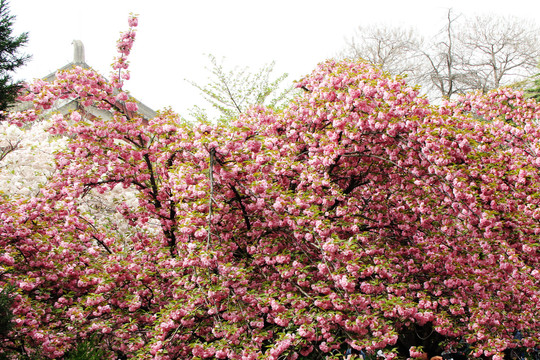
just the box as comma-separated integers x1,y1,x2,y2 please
13,40,157,121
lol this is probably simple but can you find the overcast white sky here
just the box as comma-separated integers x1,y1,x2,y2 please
10,0,540,116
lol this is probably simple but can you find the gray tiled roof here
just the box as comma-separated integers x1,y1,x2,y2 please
18,40,157,121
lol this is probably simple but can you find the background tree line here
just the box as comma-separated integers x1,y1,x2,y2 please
187,10,540,121
2,6,540,122
340,10,540,100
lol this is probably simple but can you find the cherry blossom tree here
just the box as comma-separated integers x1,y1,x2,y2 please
1,15,540,360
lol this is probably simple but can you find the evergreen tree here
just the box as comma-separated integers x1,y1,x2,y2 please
0,0,29,116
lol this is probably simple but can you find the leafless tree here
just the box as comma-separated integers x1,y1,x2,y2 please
340,24,423,80
341,11,540,99
418,10,471,98
456,15,540,92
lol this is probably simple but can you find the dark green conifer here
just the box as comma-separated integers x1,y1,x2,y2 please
0,0,30,116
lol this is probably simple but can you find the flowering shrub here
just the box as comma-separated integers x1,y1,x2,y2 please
1,15,540,360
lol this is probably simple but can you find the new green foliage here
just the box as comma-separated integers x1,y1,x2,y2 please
189,54,297,122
